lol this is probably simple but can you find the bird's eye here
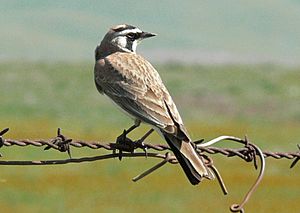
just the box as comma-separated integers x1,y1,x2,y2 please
126,33,136,40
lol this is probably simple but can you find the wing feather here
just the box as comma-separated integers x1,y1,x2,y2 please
94,52,189,139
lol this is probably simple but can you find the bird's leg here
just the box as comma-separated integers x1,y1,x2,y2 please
134,128,154,157
114,120,141,160
117,119,141,142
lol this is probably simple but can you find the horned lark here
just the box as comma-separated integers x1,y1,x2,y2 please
94,24,212,185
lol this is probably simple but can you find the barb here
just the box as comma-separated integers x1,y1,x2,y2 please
0,128,9,157
44,128,72,158
289,144,300,168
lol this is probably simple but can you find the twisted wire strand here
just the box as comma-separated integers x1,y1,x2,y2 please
2,139,299,161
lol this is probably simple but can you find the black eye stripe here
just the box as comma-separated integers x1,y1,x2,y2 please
127,32,141,40
136,32,142,38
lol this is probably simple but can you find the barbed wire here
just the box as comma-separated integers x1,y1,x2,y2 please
0,127,299,213
2,128,299,164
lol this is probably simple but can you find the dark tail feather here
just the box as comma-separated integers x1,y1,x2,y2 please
163,134,203,185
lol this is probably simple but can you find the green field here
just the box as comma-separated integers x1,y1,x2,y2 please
0,62,299,212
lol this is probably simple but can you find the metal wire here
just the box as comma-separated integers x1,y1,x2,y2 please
2,138,299,162
0,127,299,213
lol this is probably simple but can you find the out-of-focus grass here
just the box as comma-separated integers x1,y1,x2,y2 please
0,62,299,212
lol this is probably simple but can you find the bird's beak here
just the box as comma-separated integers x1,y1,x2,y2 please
140,32,157,39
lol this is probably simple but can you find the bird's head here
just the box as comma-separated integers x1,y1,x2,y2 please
95,24,156,60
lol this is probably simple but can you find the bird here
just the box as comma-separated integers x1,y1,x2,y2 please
94,24,213,185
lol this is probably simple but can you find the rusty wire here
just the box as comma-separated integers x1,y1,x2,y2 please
2,136,299,165
1,128,299,164
0,127,299,213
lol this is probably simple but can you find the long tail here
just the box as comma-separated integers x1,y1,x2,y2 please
163,132,213,185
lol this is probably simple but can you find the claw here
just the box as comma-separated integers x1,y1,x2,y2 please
114,129,135,160
134,139,148,158
113,127,153,160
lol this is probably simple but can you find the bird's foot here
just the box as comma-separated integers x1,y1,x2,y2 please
113,130,135,160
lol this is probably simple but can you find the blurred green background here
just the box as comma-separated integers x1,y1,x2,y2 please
0,1,299,213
